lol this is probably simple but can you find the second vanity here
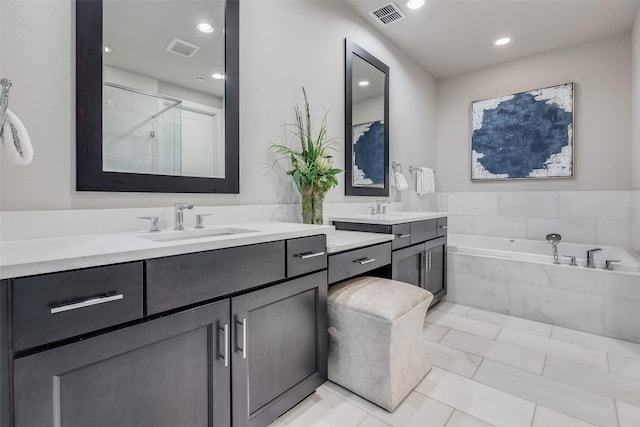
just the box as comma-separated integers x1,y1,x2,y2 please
0,223,332,427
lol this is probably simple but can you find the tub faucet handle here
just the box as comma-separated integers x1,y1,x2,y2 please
561,255,577,266
605,259,621,270
138,216,160,232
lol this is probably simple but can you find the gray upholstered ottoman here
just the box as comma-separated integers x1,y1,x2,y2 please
327,276,434,412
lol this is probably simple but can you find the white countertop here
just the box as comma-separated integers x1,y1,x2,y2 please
326,230,394,254
329,211,448,225
0,222,334,279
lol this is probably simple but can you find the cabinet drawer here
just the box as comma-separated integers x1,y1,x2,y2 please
328,242,391,284
410,219,437,245
436,217,448,237
391,223,412,250
13,262,143,352
286,235,327,277
146,241,285,315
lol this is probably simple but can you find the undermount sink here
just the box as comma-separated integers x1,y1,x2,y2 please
137,227,258,242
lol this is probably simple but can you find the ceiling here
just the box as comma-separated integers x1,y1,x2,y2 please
342,0,640,79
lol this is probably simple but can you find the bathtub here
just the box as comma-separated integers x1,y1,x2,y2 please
448,234,640,272
446,234,640,344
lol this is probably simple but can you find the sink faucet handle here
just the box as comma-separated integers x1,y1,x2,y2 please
195,213,213,229
138,216,160,232
561,255,577,266
605,260,621,270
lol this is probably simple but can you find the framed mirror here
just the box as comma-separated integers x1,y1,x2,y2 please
344,39,389,197
76,0,239,193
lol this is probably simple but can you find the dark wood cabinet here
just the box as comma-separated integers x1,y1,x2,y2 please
334,217,447,306
14,299,231,427
4,234,328,427
232,271,327,427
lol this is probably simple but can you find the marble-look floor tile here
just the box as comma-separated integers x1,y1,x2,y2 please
268,419,289,427
424,321,451,342
279,385,367,427
446,410,494,427
497,328,608,370
608,353,640,381
415,367,535,427
465,308,552,337
473,360,617,426
434,302,472,316
424,338,484,378
543,356,640,406
551,326,640,360
441,329,545,374
356,415,391,427
425,311,502,339
532,405,597,427
617,401,640,427
324,382,453,427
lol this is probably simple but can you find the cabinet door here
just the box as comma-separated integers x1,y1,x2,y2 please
391,243,425,287
14,300,231,427
425,237,447,304
232,271,328,427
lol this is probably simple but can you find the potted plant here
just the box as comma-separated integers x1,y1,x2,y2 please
271,87,342,224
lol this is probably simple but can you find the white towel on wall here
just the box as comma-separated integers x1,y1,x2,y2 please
393,172,409,191
1,109,33,165
416,167,435,195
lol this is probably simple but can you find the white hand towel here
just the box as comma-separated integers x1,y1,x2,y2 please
394,171,409,191
416,167,435,195
1,109,33,165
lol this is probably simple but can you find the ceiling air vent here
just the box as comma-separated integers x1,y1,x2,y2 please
369,2,406,26
165,38,200,58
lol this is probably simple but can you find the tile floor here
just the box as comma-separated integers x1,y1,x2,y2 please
270,302,640,427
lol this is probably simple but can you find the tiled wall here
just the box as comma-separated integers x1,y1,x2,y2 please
430,191,635,250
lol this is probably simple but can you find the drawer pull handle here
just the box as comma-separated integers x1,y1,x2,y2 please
439,225,449,229
296,251,325,260
50,293,124,314
397,234,411,239
354,257,376,265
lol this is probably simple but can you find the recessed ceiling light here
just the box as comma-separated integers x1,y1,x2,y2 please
406,0,425,9
196,77,205,82
197,23,214,33
104,46,112,53
358,80,370,87
211,73,224,80
494,37,512,46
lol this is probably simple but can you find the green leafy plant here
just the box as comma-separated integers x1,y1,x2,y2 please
270,87,342,224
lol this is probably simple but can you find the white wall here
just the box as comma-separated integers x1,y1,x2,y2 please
436,33,632,193
633,7,640,252
0,0,436,211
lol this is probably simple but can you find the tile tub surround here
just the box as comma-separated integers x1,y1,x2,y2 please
419,191,637,251
446,249,640,344
271,302,640,427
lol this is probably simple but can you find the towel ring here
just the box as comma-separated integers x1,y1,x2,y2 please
391,162,403,174
0,78,12,137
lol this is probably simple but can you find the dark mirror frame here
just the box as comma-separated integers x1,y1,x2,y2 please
344,39,389,197
76,0,239,193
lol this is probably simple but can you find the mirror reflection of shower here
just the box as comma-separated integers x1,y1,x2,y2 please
102,79,224,178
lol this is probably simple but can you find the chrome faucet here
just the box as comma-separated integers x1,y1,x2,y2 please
376,200,390,214
174,203,194,230
586,248,602,268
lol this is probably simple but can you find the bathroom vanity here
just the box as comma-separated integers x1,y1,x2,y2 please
0,223,331,427
330,212,448,306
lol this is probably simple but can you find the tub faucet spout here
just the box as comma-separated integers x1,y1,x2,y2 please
586,248,602,268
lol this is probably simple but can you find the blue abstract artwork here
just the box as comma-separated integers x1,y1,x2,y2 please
353,120,385,187
471,83,574,180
